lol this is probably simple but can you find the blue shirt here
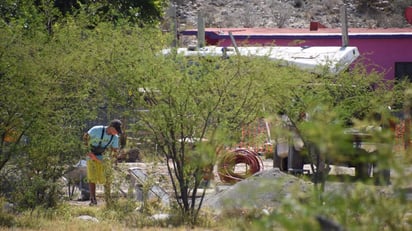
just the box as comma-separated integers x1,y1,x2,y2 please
88,125,119,149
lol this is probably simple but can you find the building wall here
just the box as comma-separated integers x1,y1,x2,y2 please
201,32,412,81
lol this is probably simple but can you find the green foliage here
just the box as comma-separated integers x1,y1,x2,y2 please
74,0,168,26
0,211,15,228
0,2,171,209
0,197,16,227
0,1,411,229
12,174,64,210
126,48,317,224
239,182,412,231
125,41,411,225
0,7,119,209
1,0,169,32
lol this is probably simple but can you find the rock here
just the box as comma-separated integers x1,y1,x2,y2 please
170,0,412,29
203,168,313,213
77,215,99,223
150,213,170,221
203,165,395,215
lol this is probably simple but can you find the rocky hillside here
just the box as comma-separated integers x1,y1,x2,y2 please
172,0,412,29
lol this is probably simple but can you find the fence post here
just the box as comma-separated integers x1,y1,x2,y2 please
167,5,178,48
197,11,205,48
340,4,349,47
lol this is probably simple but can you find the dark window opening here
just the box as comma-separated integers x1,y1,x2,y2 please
395,62,412,81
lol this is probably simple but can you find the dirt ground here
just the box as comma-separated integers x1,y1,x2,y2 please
66,153,412,213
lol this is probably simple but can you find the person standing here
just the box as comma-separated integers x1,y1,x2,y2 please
83,119,122,206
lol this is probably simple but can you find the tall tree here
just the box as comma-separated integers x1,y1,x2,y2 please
0,13,103,208
125,48,309,223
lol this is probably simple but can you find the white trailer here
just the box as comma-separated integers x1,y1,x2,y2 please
162,45,360,75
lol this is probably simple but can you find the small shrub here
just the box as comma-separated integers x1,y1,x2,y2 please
0,212,15,227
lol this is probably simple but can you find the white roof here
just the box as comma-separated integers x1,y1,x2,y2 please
162,46,360,75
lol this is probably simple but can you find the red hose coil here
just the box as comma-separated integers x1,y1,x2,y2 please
217,148,264,184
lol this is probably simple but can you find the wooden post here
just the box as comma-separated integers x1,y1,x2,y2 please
228,31,240,55
340,4,349,47
404,89,412,152
197,11,205,48
167,5,178,48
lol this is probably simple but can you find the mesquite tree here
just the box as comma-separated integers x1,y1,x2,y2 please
128,49,309,223
0,15,94,208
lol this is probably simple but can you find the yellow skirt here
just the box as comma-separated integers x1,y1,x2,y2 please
87,159,112,184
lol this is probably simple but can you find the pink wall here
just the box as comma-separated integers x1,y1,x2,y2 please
201,33,412,81
350,38,412,81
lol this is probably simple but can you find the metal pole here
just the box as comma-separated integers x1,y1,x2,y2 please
340,4,349,47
